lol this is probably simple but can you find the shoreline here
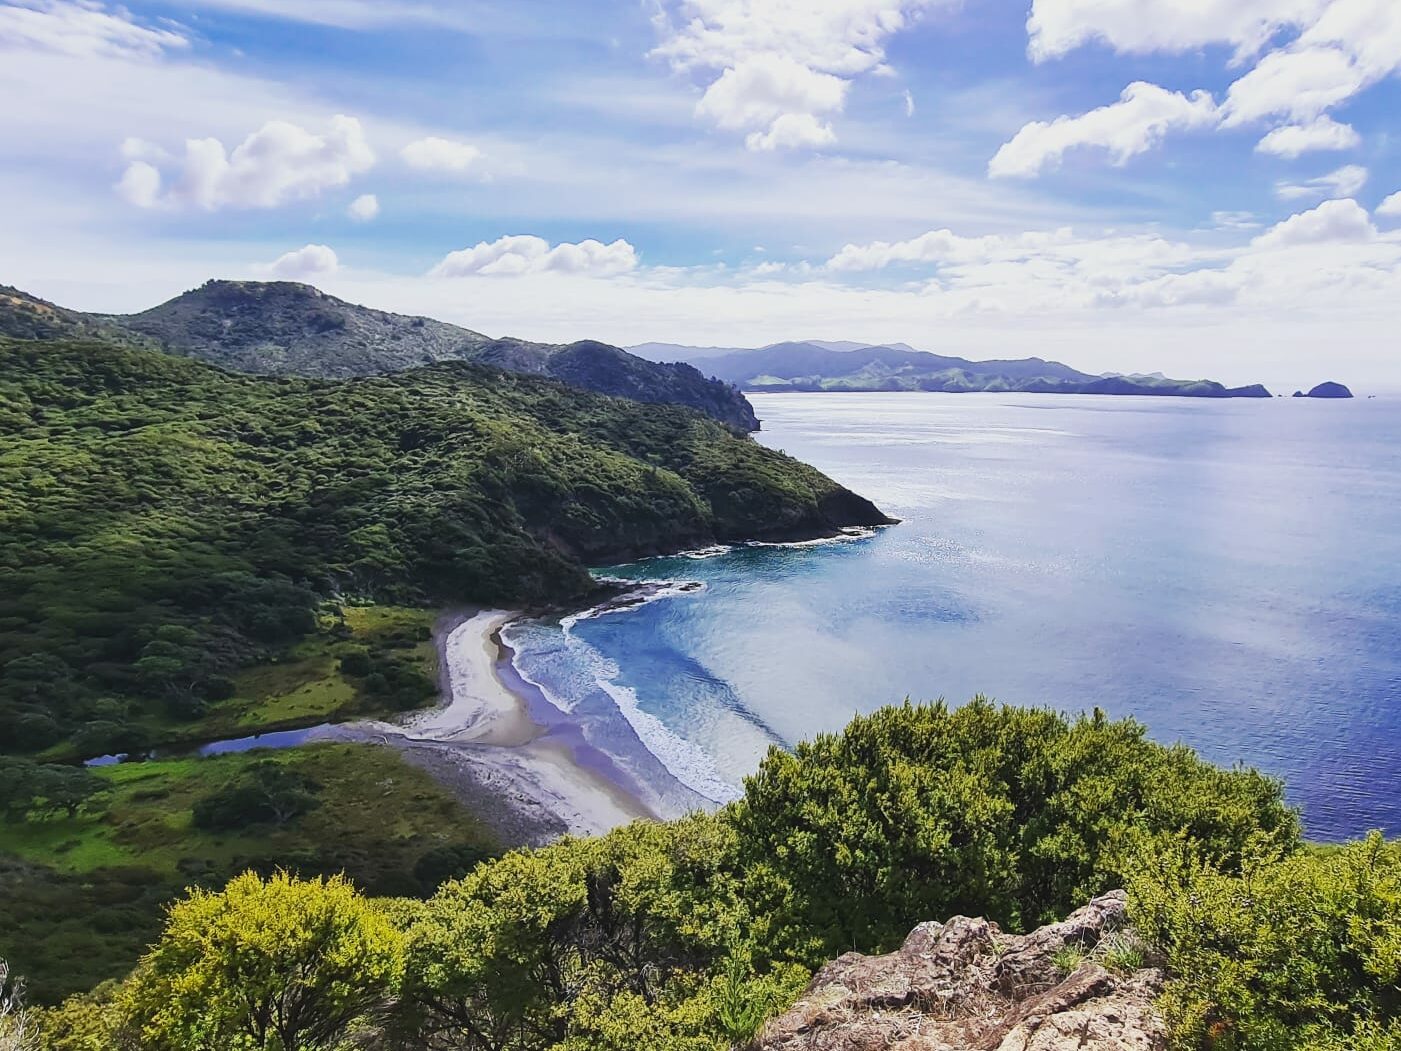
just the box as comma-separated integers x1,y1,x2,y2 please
328,608,658,847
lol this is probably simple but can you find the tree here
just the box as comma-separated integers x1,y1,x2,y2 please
728,699,1300,962
192,761,321,829
121,871,403,1051
0,960,38,1051
0,759,106,822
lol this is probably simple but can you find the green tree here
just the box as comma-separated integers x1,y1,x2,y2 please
191,761,322,829
728,699,1299,962
120,870,403,1051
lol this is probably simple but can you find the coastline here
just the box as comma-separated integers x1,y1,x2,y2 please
326,608,657,847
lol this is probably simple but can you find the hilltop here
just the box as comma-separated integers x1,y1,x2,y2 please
0,281,760,431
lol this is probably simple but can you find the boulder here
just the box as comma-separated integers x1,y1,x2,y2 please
751,891,1166,1051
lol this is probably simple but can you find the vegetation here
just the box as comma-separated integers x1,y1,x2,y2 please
0,743,498,1004
1130,832,1401,1050
24,701,1340,1051
0,338,881,755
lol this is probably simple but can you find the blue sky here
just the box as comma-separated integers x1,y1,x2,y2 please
2,0,1400,389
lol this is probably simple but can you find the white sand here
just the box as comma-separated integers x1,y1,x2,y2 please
404,610,537,746
327,608,656,842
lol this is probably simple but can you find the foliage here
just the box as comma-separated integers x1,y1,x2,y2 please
119,870,403,1051
0,338,873,755
0,761,106,822
1130,832,1401,1050
728,699,1299,962
0,744,495,1005
396,813,790,1051
191,761,322,830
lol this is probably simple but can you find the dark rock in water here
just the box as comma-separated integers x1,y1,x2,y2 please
1301,381,1354,399
1293,390,1305,398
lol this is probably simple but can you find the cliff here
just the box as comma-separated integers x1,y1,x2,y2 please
753,891,1165,1051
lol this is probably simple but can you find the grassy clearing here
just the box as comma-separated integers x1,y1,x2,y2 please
0,741,496,1004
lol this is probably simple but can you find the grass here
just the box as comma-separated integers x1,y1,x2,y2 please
0,741,496,1004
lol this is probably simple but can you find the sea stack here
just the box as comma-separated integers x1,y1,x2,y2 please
1294,381,1354,399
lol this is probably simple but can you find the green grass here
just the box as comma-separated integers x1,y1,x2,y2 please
0,741,495,1004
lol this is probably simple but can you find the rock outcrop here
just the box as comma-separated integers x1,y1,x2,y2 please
752,892,1166,1051
1293,381,1354,399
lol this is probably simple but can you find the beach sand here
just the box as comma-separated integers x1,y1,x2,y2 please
322,609,657,846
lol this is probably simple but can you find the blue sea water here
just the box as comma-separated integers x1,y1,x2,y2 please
504,393,1401,840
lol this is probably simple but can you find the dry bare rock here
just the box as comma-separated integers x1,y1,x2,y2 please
752,891,1166,1051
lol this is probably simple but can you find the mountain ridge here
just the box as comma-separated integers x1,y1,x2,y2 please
629,338,1272,399
0,281,761,431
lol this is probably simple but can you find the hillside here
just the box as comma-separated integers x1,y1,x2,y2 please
0,337,887,758
633,339,1272,398
0,282,760,431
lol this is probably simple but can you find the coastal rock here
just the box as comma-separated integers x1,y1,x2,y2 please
751,891,1166,1051
1294,381,1354,399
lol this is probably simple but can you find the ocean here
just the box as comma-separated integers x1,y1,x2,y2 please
503,392,1401,840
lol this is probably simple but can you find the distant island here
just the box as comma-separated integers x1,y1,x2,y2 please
630,339,1273,399
0,281,760,431
1293,381,1354,399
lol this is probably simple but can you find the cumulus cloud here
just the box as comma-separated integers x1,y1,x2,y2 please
1251,198,1375,249
1275,164,1367,201
1026,0,1328,62
652,0,942,149
267,243,339,279
989,82,1218,178
400,136,483,175
695,53,846,150
431,235,638,278
117,115,374,210
1255,116,1360,157
1378,192,1401,219
0,0,189,60
347,193,380,221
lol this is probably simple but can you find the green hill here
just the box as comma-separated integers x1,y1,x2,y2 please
0,338,887,757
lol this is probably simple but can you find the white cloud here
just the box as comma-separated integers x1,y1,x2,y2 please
0,0,189,59
1378,192,1401,219
989,82,1218,178
118,115,375,210
1251,198,1375,249
431,235,638,278
903,89,915,117
1026,0,1328,62
1222,0,1401,126
1255,116,1360,158
400,136,484,175
695,54,846,151
347,193,380,221
652,0,943,149
268,243,339,279
1276,164,1368,201
1212,210,1261,230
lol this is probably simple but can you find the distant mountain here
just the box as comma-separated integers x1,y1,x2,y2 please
1,282,759,431
634,339,1271,399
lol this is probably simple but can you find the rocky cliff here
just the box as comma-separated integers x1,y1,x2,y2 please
753,892,1165,1051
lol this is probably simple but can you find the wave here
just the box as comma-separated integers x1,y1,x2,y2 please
741,524,884,549
561,578,706,629
501,599,741,805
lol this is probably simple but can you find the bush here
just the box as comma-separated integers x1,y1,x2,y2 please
728,699,1299,962
1130,832,1401,1050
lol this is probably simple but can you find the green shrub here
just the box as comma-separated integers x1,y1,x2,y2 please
729,699,1299,962
1130,832,1401,1050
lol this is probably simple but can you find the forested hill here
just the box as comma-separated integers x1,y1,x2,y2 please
0,338,888,755
0,282,760,431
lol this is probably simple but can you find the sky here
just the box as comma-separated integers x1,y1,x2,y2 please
2,0,1400,390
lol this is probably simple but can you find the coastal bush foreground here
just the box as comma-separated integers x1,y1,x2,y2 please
9,701,1399,1051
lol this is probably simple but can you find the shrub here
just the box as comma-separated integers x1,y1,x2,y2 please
1129,832,1401,1050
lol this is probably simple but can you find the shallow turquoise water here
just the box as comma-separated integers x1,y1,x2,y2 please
505,392,1401,839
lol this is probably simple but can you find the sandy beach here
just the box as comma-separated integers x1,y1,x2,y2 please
324,609,657,846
